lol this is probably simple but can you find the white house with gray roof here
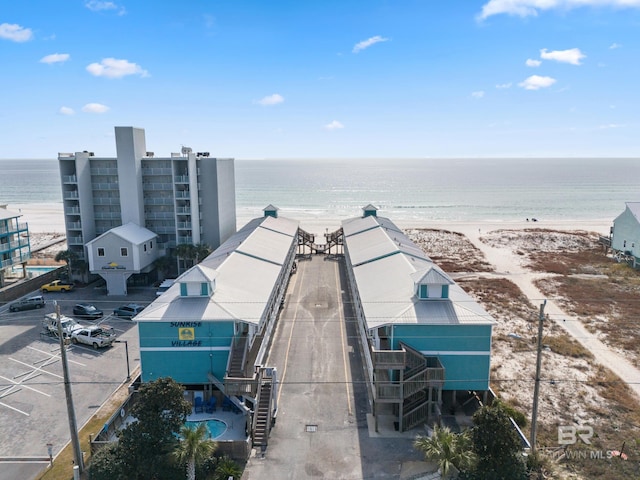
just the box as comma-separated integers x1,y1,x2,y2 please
86,222,158,295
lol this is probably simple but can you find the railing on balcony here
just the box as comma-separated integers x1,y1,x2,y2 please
62,175,77,183
174,175,189,183
93,198,120,205
372,347,406,369
175,207,191,214
175,191,190,199
68,236,84,245
145,211,174,220
144,197,173,205
67,221,82,230
1,253,31,268
66,206,81,214
63,190,79,199
91,182,119,190
142,183,173,191
94,212,121,220
91,167,118,175
141,167,172,175
177,236,193,245
176,222,192,229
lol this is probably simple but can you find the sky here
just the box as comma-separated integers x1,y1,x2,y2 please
2,0,640,159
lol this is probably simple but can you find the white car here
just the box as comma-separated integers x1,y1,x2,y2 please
71,326,116,349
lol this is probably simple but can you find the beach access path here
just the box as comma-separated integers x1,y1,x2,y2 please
450,223,640,399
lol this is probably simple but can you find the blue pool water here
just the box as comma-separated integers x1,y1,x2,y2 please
184,419,227,439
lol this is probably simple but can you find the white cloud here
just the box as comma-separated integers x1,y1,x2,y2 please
82,103,110,113
609,42,622,49
0,23,33,42
324,120,344,130
599,123,624,129
478,0,640,20
518,75,557,90
85,1,126,15
86,58,149,78
496,82,512,89
59,106,75,115
472,91,485,99
540,48,585,65
257,94,284,106
40,53,70,64
526,58,541,67
352,35,389,53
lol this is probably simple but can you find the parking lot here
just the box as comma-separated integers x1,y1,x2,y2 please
0,284,155,480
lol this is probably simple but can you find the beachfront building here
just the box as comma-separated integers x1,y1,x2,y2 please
342,206,495,432
0,206,31,287
611,202,640,268
133,208,298,447
57,126,236,283
85,223,159,296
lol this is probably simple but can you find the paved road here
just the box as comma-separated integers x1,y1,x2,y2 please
242,255,427,479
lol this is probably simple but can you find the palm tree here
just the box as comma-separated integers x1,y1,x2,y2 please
214,456,242,480
414,425,475,479
173,423,217,480
55,249,78,280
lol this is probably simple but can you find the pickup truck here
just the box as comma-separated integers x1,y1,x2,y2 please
71,326,116,349
43,313,83,338
41,280,75,293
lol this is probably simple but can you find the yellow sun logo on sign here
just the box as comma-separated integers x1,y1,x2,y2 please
179,328,195,340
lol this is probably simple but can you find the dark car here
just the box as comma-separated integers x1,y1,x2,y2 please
113,304,145,318
9,295,45,312
73,303,104,319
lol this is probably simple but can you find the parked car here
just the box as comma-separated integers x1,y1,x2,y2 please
71,326,116,349
113,304,145,318
73,303,104,319
41,280,74,293
155,279,176,296
42,313,83,338
9,295,45,312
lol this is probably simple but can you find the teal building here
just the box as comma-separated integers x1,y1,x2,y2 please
134,210,298,400
0,207,31,287
342,206,495,431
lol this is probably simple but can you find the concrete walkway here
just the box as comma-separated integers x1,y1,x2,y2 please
459,227,640,399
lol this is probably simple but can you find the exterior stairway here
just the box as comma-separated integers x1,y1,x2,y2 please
252,381,273,448
227,334,247,378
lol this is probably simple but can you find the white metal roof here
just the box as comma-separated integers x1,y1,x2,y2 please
343,215,494,329
87,222,157,246
136,215,298,325
625,202,640,222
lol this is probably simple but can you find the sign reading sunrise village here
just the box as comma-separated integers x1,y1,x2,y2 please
171,322,202,347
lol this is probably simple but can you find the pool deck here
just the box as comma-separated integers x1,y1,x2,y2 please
187,409,247,441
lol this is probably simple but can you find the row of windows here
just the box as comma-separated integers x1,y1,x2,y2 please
96,241,154,258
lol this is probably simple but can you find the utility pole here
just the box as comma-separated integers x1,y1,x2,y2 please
530,300,546,454
55,302,84,473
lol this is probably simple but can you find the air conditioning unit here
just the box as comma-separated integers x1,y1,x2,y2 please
146,151,154,157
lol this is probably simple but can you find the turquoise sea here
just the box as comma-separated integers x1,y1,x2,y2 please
1,158,639,224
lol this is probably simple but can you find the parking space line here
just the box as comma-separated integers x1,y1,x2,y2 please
0,401,29,416
28,346,86,367
9,358,63,379
0,386,21,399
0,375,50,397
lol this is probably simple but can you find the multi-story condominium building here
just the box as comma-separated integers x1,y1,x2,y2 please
0,206,31,287
58,126,236,281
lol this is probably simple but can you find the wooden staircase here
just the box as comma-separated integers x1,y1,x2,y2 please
227,334,247,378
252,380,273,448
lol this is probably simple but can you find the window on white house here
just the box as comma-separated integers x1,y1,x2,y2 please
97,247,105,257
120,247,128,257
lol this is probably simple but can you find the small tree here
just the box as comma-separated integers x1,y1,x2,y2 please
95,377,192,480
470,401,527,480
213,456,242,480
55,249,78,280
414,425,475,478
174,423,217,480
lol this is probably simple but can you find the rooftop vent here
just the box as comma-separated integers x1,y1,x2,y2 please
181,146,192,155
146,151,154,157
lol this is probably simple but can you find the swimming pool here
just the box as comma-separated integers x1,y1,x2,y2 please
184,419,227,439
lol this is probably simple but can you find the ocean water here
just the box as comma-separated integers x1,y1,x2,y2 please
2,158,639,224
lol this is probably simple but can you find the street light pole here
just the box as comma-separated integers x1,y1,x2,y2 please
115,340,130,380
